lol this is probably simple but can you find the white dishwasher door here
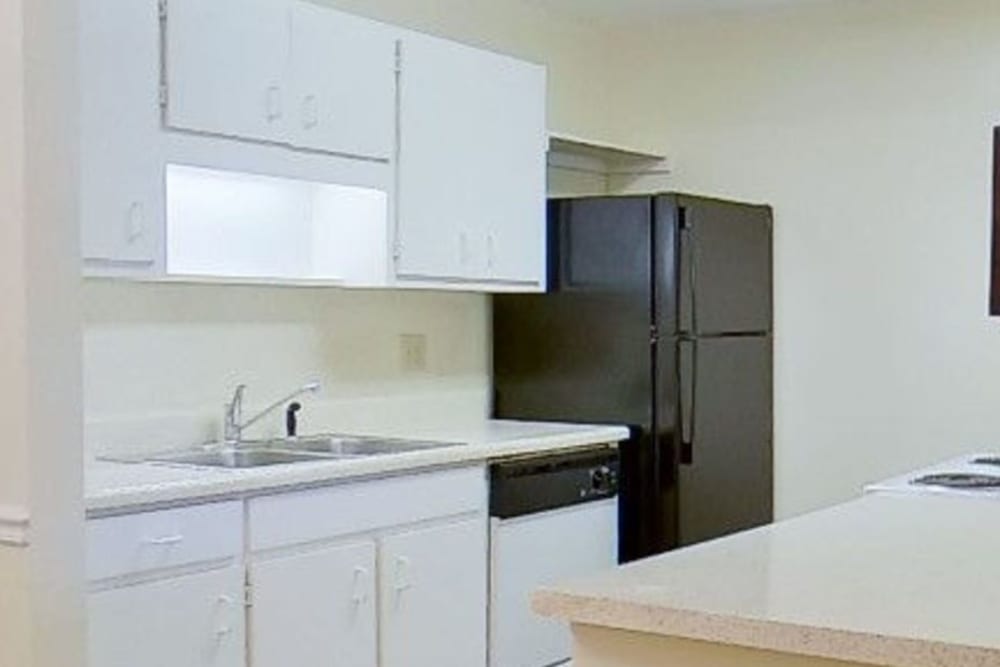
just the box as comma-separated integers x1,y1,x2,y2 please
490,498,618,667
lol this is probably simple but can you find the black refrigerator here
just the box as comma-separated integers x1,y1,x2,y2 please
493,194,773,562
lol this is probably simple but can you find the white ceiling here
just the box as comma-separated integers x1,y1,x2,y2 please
533,0,828,20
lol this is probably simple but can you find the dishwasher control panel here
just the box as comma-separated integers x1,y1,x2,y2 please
489,447,619,519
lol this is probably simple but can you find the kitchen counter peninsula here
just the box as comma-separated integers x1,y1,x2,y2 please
534,493,1000,667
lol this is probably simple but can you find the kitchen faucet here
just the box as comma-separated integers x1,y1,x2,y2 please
223,381,322,446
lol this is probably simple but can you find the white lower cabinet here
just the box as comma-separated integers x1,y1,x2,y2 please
380,517,488,667
87,468,488,667
250,540,377,667
88,565,246,667
247,466,488,667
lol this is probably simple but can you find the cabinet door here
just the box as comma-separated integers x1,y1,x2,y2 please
79,0,162,266
164,0,290,144
479,63,547,286
250,541,377,667
396,32,546,286
289,2,395,159
88,566,245,667
380,517,488,667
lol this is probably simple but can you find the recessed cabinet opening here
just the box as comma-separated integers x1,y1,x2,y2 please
165,165,388,284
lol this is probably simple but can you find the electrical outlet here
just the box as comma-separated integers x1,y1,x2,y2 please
399,334,428,372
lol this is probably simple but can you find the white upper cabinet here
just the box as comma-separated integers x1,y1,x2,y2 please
79,0,163,267
288,2,396,159
395,31,547,289
164,0,395,160
165,0,291,145
81,0,547,291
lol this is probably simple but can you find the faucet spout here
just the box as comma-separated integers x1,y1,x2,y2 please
223,381,321,446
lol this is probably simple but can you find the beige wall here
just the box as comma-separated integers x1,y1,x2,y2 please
0,0,84,664
604,0,1000,516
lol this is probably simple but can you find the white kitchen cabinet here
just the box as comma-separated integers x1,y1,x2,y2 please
395,31,547,289
250,540,377,667
79,0,163,268
164,0,394,161
88,565,246,667
81,0,548,289
288,2,396,159
247,467,488,667
380,517,488,667
164,0,291,145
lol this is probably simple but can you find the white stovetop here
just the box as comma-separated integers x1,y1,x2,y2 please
865,453,1000,500
86,420,630,515
534,492,1000,667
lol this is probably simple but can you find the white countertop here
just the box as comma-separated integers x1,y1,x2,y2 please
86,420,629,515
534,493,1000,667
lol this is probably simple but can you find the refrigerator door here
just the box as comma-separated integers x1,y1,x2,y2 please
651,197,681,551
678,197,772,335
678,335,773,546
493,197,655,430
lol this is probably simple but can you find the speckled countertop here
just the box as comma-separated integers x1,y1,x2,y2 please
86,420,629,515
534,493,1000,667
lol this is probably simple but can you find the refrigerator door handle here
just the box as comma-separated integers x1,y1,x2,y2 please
679,210,698,334
679,337,696,465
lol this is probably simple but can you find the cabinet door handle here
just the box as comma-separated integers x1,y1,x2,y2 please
214,594,235,641
141,534,183,546
266,85,282,121
458,232,470,268
126,201,145,243
301,94,318,129
487,232,496,273
351,566,369,605
393,556,412,594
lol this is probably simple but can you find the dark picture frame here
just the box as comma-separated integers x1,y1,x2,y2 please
992,127,1000,315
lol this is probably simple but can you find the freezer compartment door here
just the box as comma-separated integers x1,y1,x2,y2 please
678,197,772,335
678,335,773,546
493,196,655,430
550,196,652,292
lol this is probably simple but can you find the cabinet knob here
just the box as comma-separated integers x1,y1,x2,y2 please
302,94,319,129
393,556,412,594
487,232,496,273
214,594,236,642
266,85,283,122
126,201,145,244
459,232,469,267
140,534,183,546
351,566,369,605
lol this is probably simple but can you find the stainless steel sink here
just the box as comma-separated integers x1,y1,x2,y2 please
136,434,455,469
274,435,452,457
150,448,329,469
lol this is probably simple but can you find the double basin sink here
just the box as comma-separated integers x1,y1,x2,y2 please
145,435,454,469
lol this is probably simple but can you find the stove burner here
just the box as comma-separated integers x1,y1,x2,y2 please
971,456,1000,467
912,473,1000,489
